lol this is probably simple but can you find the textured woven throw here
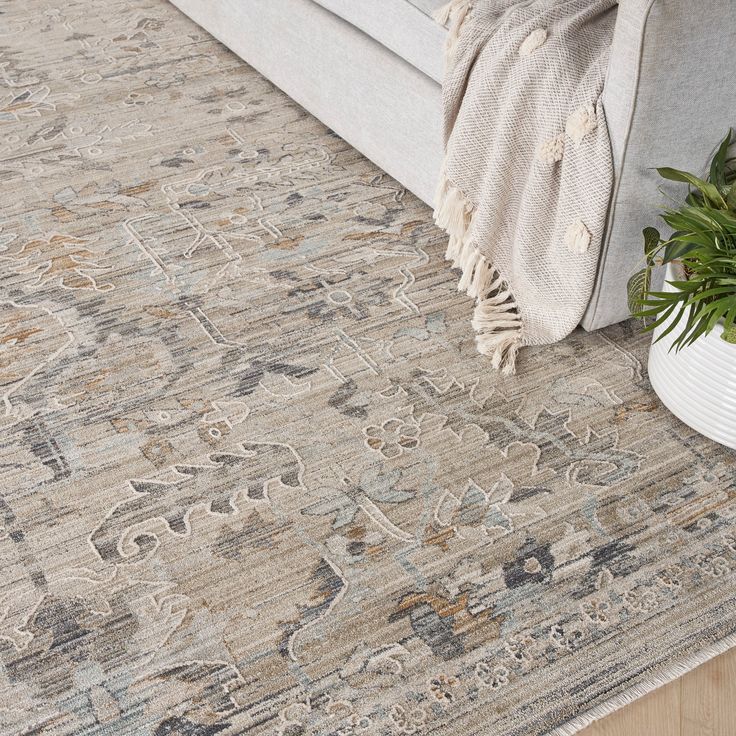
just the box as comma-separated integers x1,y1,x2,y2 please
434,0,617,374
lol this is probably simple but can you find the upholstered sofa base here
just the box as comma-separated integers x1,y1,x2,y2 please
169,0,444,208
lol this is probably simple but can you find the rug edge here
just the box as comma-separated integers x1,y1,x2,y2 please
547,631,736,736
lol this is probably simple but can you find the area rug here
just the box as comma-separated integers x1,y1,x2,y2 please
1,2,735,735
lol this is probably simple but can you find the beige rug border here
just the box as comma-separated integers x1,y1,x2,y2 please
545,633,736,735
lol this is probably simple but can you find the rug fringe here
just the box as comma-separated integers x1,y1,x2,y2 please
548,632,736,736
434,169,522,376
433,0,473,62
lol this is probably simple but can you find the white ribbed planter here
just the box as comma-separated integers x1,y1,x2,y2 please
648,262,736,449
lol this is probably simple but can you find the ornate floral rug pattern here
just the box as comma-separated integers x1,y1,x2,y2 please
1,1,735,734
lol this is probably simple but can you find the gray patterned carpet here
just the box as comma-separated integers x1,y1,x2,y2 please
1,1,735,735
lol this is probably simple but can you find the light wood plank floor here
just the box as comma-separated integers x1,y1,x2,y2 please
580,648,736,736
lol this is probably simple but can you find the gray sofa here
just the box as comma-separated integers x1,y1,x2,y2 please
169,0,735,331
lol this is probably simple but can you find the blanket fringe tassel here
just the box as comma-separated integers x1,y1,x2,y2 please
433,0,473,61
434,173,522,375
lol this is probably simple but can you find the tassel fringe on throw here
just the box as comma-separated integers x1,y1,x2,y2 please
433,0,473,61
434,171,522,376
434,0,522,375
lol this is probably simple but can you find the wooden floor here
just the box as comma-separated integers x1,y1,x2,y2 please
580,648,736,736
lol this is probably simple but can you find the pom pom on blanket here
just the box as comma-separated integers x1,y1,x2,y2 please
566,104,598,144
565,219,593,254
519,28,548,56
537,134,565,164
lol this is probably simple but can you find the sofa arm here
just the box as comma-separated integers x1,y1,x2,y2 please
603,0,735,173
601,0,655,173
583,0,736,331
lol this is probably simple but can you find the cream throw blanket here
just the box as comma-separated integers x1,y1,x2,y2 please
434,0,617,374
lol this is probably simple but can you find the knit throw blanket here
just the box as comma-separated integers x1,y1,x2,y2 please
434,0,617,374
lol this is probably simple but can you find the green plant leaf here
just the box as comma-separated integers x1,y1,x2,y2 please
663,240,709,260
701,299,734,332
627,268,650,316
670,303,701,351
727,182,736,211
643,226,660,262
657,167,727,209
637,134,736,350
642,304,682,334
650,301,686,343
683,286,736,306
709,130,733,190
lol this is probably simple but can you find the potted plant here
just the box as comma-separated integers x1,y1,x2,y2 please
628,130,736,449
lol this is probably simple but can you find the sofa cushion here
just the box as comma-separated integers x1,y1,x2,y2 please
310,0,447,83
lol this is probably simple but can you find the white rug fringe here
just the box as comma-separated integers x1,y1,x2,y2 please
434,170,522,376
548,632,736,736
433,0,473,62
